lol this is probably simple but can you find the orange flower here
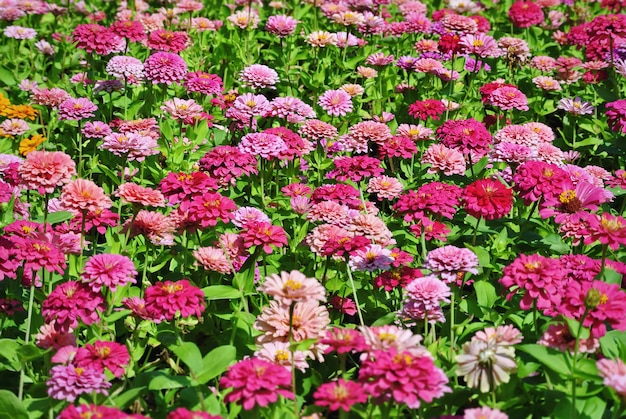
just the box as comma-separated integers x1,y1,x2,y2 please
5,104,38,120
19,134,46,156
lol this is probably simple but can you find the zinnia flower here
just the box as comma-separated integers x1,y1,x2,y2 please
144,279,205,323
597,358,626,398
220,358,293,410
81,253,137,292
359,349,450,408
18,150,76,194
239,64,280,90
424,246,479,285
318,89,353,116
456,326,521,392
314,379,368,412
60,179,112,215
47,364,110,402
258,270,326,304
143,52,188,85
463,179,514,220
42,281,106,332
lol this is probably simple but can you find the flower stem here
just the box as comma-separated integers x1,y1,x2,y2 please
345,263,365,326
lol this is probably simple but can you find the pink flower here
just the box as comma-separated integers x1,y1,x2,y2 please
184,71,223,96
254,341,309,372
238,132,287,160
183,192,237,228
47,364,110,402
597,358,626,398
421,143,466,176
367,176,404,200
424,246,479,285
487,86,529,111
459,33,501,58
167,408,222,419
60,179,112,215
583,212,626,250
106,56,144,81
116,182,165,207
499,254,565,311
318,89,353,116
327,156,383,182
400,275,451,324
508,1,544,28
348,244,394,271
143,52,188,85
123,210,175,246
81,253,137,292
4,25,37,39
144,279,205,323
322,327,368,354
266,14,298,37
193,246,232,274
42,281,106,332
436,118,492,159
239,64,280,90
146,29,190,53
160,98,203,121
35,323,76,350
101,132,159,162
220,358,293,410
359,349,450,408
538,323,599,354
314,379,368,412
74,341,130,378
18,150,76,194
464,407,508,419
241,221,288,254
72,24,123,55
557,280,626,338
82,121,111,138
159,171,219,204
199,146,258,186
258,270,326,303
254,300,330,344
463,178,514,220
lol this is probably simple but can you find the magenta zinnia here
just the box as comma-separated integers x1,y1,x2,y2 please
42,281,106,332
144,279,205,323
220,358,293,410
314,379,368,412
463,179,514,220
81,253,137,292
358,349,450,408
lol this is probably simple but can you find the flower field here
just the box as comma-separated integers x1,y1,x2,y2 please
1,0,626,417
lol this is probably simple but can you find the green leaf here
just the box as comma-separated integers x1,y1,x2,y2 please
195,345,236,385
600,267,622,285
148,373,193,390
16,344,46,362
0,340,21,371
32,211,73,225
517,344,571,376
202,285,242,301
171,342,203,373
0,390,28,419
474,280,497,309
563,316,590,340
112,386,146,409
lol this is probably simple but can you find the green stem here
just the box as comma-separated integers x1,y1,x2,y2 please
18,282,36,401
345,262,365,326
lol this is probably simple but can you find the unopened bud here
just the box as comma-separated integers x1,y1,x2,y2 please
584,288,602,309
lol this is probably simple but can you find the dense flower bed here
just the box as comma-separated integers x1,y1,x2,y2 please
0,0,625,418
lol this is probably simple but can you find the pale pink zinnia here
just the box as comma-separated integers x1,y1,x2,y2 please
597,358,626,398
160,98,203,121
255,341,309,372
116,182,165,207
239,64,280,90
318,89,353,117
254,300,330,344
421,143,466,176
60,179,112,215
423,245,479,285
18,150,76,194
258,270,326,304
193,246,233,274
367,176,404,200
